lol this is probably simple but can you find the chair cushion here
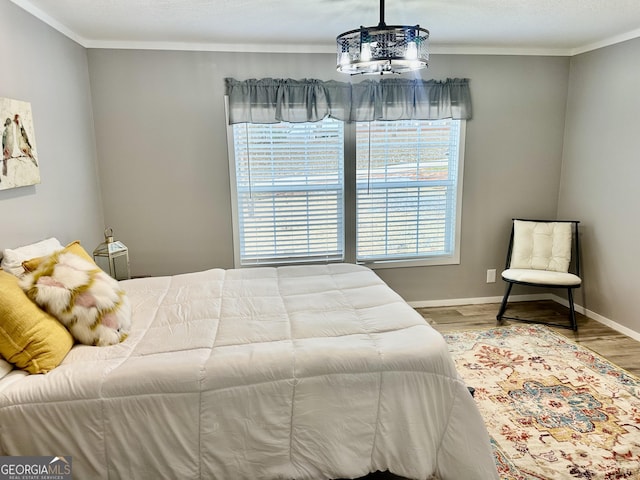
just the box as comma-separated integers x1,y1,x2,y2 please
502,268,581,287
510,220,572,273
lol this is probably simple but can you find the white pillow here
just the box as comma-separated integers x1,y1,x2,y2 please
0,358,14,379
1,237,63,277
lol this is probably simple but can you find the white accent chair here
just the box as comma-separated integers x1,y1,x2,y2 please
496,219,581,331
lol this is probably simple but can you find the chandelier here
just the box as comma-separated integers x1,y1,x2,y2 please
336,0,429,75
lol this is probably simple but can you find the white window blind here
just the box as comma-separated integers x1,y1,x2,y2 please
356,119,461,262
232,119,344,266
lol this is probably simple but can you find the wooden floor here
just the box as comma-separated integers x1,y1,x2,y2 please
416,299,640,377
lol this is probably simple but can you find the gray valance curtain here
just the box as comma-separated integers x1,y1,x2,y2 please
225,77,471,124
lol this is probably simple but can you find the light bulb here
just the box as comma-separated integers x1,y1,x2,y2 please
361,43,372,62
406,41,418,60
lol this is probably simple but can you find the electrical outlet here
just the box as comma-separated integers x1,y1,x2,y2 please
486,269,496,283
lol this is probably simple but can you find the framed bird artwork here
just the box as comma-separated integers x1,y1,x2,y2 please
1,97,40,191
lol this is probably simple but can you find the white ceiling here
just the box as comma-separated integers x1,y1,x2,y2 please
11,0,640,56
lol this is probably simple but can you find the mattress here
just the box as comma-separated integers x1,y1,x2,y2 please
0,263,498,479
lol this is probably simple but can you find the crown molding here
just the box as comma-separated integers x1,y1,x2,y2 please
10,0,87,46
82,41,573,57
82,40,335,54
570,26,640,55
429,44,570,56
11,0,640,57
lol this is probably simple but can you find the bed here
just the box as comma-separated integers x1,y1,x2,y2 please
0,263,498,479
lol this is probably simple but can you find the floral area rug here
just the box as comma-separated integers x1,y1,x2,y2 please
443,325,640,479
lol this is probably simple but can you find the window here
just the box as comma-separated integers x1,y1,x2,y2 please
356,119,463,265
230,120,344,266
229,118,464,268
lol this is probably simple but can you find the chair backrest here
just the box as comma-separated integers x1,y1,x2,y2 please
506,219,580,274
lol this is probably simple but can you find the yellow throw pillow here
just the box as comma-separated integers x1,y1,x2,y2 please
0,270,74,374
22,240,95,273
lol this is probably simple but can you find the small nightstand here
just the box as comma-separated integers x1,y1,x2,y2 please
93,228,131,280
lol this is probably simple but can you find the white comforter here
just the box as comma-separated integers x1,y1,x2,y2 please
0,264,498,479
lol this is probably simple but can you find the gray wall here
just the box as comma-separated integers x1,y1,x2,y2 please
0,2,104,253
87,49,569,301
4,0,571,305
5,2,639,333
559,37,640,333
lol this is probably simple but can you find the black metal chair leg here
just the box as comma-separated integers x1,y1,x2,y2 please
496,282,513,322
568,288,578,331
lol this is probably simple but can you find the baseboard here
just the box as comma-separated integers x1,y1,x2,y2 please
407,294,640,342
549,294,640,342
408,293,551,308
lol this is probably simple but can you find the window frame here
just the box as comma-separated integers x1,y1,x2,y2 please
229,119,345,266
347,120,466,270
226,99,465,269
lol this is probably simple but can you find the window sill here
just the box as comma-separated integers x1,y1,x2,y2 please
358,255,460,270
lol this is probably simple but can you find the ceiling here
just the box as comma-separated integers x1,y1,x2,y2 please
11,0,640,56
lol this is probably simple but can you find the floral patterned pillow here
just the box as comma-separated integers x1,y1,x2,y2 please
20,249,131,346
